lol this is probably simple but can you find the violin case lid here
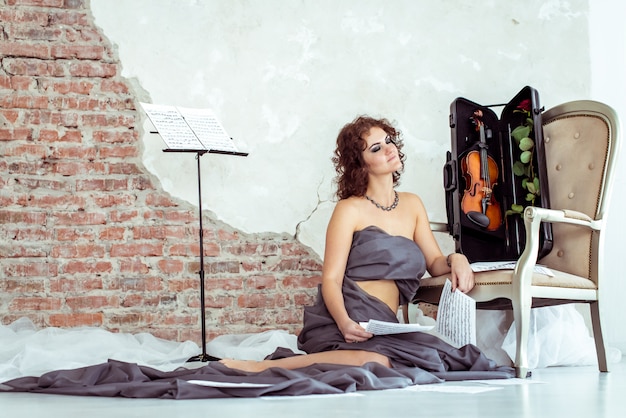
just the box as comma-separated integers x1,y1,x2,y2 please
444,85,553,262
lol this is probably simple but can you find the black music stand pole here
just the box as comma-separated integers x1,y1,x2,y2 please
186,150,221,363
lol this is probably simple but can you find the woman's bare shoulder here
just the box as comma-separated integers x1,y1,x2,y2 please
333,196,363,213
398,191,426,209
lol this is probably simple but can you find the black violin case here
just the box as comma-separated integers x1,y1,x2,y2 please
444,86,553,262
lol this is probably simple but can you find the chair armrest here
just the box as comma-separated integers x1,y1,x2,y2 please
519,206,601,267
429,221,448,233
523,206,602,230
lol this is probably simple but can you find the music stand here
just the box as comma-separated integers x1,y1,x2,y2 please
141,102,248,362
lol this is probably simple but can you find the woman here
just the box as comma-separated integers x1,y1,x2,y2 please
221,116,509,377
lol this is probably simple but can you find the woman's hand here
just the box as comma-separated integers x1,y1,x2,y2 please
448,253,475,293
338,319,374,343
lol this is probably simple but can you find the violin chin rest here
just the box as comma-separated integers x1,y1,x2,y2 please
466,211,490,229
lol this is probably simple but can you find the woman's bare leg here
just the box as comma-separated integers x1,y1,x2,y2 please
220,350,391,373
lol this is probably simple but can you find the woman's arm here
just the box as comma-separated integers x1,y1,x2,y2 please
411,194,475,293
320,200,373,342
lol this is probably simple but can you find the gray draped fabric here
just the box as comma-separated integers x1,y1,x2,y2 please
298,225,513,375
343,225,425,306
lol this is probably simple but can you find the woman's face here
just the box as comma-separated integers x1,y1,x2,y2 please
361,126,402,175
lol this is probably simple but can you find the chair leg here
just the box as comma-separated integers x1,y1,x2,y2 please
511,297,532,378
589,301,610,372
400,303,409,323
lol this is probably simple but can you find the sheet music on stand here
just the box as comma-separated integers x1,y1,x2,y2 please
436,279,476,347
140,102,247,155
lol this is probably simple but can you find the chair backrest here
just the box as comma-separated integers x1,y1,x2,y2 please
539,100,621,281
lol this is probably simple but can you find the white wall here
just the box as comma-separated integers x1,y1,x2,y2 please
90,0,625,353
589,0,626,353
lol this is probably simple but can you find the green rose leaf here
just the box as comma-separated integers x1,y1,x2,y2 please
513,161,525,176
511,204,524,213
511,125,531,142
520,150,532,163
533,177,540,193
519,137,535,151
526,181,536,194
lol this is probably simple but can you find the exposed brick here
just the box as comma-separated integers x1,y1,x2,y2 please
49,277,103,292
237,293,290,309
109,210,139,222
50,146,97,160
69,61,117,78
0,278,46,293
51,44,105,60
0,244,48,258
0,128,32,141
75,178,128,191
92,130,137,144
2,58,67,77
55,227,96,241
10,297,63,311
157,259,184,274
98,227,125,240
50,243,106,258
52,211,107,225
48,313,104,328
283,274,322,289
145,193,180,207
0,210,47,225
245,275,277,290
0,0,323,343
99,145,139,158
10,25,64,42
101,79,129,94
204,277,244,291
16,194,86,209
132,225,187,240
4,144,48,159
118,258,150,274
1,226,53,241
0,41,50,59
64,295,115,310
93,194,135,208
110,243,163,257
63,260,112,274
167,277,198,292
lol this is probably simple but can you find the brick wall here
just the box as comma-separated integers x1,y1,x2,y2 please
0,0,322,343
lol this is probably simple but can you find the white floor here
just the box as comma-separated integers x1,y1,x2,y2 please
1,357,624,418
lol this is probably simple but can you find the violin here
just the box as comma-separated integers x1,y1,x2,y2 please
460,110,502,231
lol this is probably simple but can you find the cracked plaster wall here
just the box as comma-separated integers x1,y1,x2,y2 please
91,0,597,257
90,0,626,352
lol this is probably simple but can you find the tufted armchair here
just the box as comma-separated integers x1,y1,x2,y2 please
411,100,621,378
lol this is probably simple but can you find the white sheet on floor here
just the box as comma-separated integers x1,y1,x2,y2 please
206,329,305,361
0,317,200,383
500,305,622,368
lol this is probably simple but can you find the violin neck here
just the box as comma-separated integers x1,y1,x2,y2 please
479,125,490,182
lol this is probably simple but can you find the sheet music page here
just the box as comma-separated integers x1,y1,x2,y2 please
470,261,554,276
359,320,434,335
140,103,205,150
436,279,476,346
177,107,238,153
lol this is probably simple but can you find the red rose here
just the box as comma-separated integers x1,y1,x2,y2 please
517,99,531,112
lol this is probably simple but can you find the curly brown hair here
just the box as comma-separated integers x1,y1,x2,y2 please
332,115,405,200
